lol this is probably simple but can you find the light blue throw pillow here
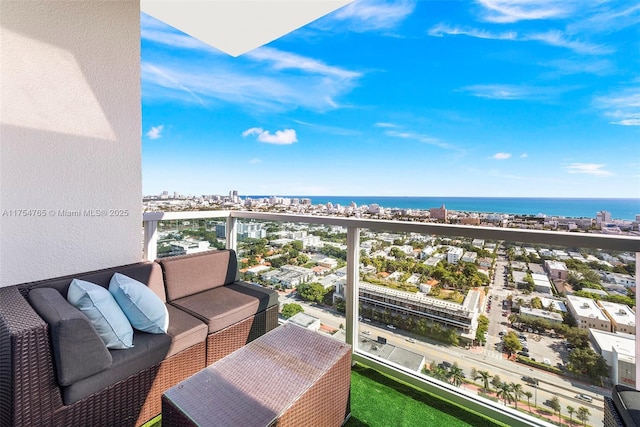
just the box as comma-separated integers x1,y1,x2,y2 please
109,273,169,334
67,279,134,349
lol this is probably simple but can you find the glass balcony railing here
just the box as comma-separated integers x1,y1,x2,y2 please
143,210,639,427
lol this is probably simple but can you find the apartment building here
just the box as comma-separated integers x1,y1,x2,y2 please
358,283,478,340
447,247,464,264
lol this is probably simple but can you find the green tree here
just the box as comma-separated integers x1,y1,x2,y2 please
510,382,523,409
567,347,608,381
567,405,575,426
449,363,465,387
577,406,590,426
491,374,502,391
530,296,543,309
296,282,327,304
549,396,561,425
280,303,304,319
503,331,523,355
496,382,513,406
475,370,491,392
524,391,533,413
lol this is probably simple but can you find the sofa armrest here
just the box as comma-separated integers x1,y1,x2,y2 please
0,286,62,426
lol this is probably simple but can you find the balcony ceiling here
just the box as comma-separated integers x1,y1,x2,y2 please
140,0,353,57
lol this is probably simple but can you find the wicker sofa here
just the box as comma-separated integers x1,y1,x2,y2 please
0,249,279,427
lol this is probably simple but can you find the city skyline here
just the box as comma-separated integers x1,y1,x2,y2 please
141,0,640,199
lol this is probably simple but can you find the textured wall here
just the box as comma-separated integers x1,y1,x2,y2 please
0,1,142,286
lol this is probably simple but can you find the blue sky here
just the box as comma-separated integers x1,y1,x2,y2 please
141,0,640,198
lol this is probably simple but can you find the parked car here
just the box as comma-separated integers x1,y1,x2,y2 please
518,351,530,358
405,337,416,343
386,324,397,330
575,394,593,403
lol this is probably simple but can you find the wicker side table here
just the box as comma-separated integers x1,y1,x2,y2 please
162,323,351,427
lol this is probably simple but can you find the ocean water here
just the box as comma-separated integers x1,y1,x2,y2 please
248,196,640,221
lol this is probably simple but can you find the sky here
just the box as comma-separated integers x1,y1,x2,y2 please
141,0,640,199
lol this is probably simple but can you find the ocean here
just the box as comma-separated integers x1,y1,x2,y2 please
248,196,640,221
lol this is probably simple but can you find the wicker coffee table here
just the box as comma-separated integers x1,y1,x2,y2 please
162,323,352,427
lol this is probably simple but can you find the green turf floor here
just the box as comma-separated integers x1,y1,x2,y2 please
346,364,508,427
144,364,508,427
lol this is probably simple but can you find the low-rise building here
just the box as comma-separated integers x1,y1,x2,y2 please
531,273,553,295
599,301,636,335
566,295,611,332
519,307,563,324
287,312,321,331
589,329,636,388
447,247,464,264
545,260,568,280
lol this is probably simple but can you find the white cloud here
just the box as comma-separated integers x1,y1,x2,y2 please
142,44,361,112
146,125,164,139
463,84,530,100
242,127,298,145
249,158,262,164
565,163,613,176
374,122,398,128
427,24,610,56
330,0,415,32
493,152,512,160
384,129,456,151
477,0,576,23
428,24,517,40
526,30,612,55
245,47,361,80
593,88,640,126
520,153,529,158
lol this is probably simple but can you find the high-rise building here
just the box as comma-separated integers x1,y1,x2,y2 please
429,204,448,222
596,210,612,225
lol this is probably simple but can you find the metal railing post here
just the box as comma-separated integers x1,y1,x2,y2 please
346,226,360,350
226,215,238,252
143,219,158,261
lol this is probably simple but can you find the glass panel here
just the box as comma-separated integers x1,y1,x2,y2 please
236,220,347,337
349,228,635,427
155,217,226,257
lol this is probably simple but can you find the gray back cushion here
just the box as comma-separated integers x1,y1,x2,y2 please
27,288,112,386
159,250,238,301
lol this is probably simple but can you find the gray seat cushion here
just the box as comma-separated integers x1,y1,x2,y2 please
170,281,278,334
165,304,207,357
27,287,112,386
62,331,171,405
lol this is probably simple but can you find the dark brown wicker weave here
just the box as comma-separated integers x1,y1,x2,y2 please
206,304,279,365
162,323,352,427
604,396,625,427
0,286,206,427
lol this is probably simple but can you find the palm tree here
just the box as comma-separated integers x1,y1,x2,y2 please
510,382,523,409
549,396,561,425
523,391,533,413
475,370,491,393
496,382,513,406
567,405,575,426
449,364,465,387
577,406,591,426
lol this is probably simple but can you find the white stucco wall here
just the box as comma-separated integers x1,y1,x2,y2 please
0,1,142,287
